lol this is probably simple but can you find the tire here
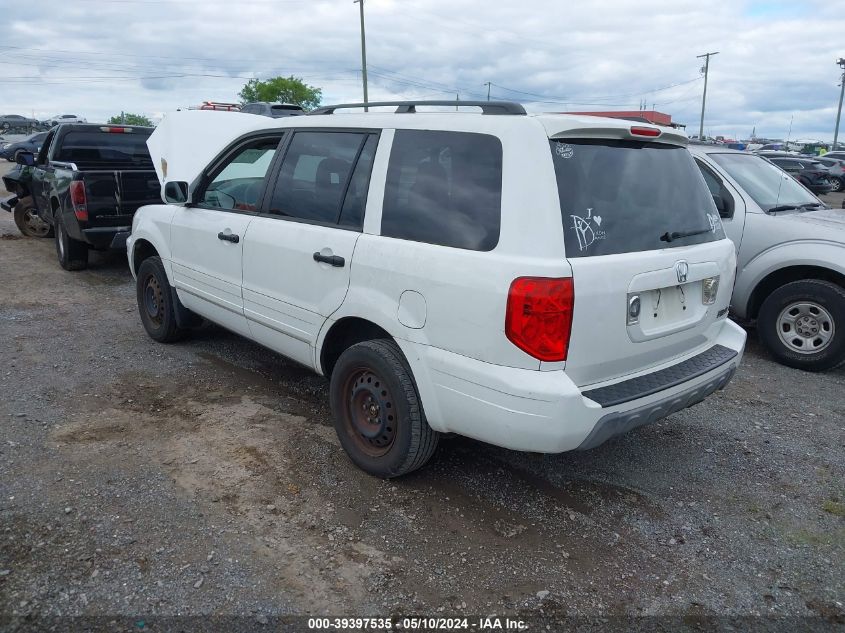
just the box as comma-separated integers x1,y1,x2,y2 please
54,213,88,270
136,256,186,343
830,178,843,193
758,280,845,371
13,197,53,238
330,339,439,478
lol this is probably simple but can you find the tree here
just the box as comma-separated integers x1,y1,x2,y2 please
238,76,322,110
108,113,154,126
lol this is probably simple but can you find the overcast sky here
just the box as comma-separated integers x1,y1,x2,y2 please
1,0,844,141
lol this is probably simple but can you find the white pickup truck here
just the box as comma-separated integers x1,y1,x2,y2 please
691,145,845,371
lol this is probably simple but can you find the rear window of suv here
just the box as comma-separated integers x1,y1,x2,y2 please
550,139,724,257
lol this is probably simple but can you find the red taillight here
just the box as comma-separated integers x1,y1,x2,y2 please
630,126,661,137
69,181,88,221
99,126,133,133
505,277,574,362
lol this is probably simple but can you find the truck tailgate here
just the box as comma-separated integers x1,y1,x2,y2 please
83,169,160,227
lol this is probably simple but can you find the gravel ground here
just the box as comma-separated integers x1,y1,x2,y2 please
0,162,843,631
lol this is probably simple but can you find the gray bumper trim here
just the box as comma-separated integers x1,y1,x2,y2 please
582,344,737,408
577,363,737,451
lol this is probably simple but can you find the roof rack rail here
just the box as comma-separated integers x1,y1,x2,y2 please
308,100,526,116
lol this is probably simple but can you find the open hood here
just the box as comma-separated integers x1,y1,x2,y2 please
146,110,270,188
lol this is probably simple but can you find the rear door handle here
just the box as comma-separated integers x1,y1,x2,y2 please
217,232,239,243
313,252,345,267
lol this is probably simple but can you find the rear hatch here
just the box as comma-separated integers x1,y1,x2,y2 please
57,126,158,226
547,129,735,387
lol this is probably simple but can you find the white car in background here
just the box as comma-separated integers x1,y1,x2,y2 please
43,114,87,127
128,104,745,477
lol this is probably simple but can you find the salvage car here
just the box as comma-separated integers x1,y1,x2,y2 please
239,102,305,118
0,114,39,133
128,104,746,477
767,156,833,194
13,123,161,269
42,114,88,127
691,145,845,371
0,131,49,161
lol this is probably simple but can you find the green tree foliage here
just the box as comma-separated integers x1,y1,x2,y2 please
108,113,154,126
238,76,322,110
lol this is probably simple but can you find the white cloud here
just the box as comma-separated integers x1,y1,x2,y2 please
0,0,843,140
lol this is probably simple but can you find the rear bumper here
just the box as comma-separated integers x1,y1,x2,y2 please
81,226,131,250
402,319,746,453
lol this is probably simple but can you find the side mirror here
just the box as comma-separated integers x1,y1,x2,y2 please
163,181,191,205
16,151,35,167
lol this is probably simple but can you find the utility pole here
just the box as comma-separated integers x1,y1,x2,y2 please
834,58,845,150
484,81,491,101
697,51,719,140
353,0,368,111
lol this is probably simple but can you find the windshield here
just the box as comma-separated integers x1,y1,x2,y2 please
710,153,821,212
550,139,724,257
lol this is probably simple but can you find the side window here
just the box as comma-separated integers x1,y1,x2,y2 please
381,130,502,251
695,159,735,219
201,137,280,211
339,135,378,230
268,131,368,224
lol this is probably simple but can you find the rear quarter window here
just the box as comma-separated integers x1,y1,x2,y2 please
381,130,502,251
550,139,724,257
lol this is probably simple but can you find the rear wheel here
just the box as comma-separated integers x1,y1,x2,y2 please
330,339,439,477
13,197,52,238
136,256,186,343
54,214,88,270
758,280,845,371
830,177,843,193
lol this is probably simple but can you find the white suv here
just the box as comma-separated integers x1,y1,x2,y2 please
128,102,746,477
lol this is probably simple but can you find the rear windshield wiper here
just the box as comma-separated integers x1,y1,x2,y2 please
660,227,711,243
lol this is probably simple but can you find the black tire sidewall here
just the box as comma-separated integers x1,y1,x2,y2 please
330,341,426,477
136,257,180,343
758,280,845,371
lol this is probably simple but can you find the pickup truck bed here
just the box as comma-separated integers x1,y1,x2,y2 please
11,123,161,270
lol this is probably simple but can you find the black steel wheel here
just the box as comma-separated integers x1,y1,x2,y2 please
136,256,186,343
330,339,439,477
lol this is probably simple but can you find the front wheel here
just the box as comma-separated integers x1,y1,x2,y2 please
13,197,53,238
54,214,88,270
136,256,186,343
758,280,845,371
330,339,439,478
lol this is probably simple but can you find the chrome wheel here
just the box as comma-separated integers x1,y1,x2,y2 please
23,209,50,237
830,178,843,192
776,301,835,354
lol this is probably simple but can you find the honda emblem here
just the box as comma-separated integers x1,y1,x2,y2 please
675,260,689,284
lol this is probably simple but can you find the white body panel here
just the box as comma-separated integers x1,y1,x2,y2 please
170,206,254,337
242,218,360,367
131,109,746,453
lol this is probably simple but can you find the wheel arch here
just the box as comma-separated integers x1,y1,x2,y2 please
318,316,393,378
131,238,160,277
747,265,845,320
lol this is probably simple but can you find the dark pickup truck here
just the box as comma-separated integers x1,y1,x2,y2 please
5,123,160,270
